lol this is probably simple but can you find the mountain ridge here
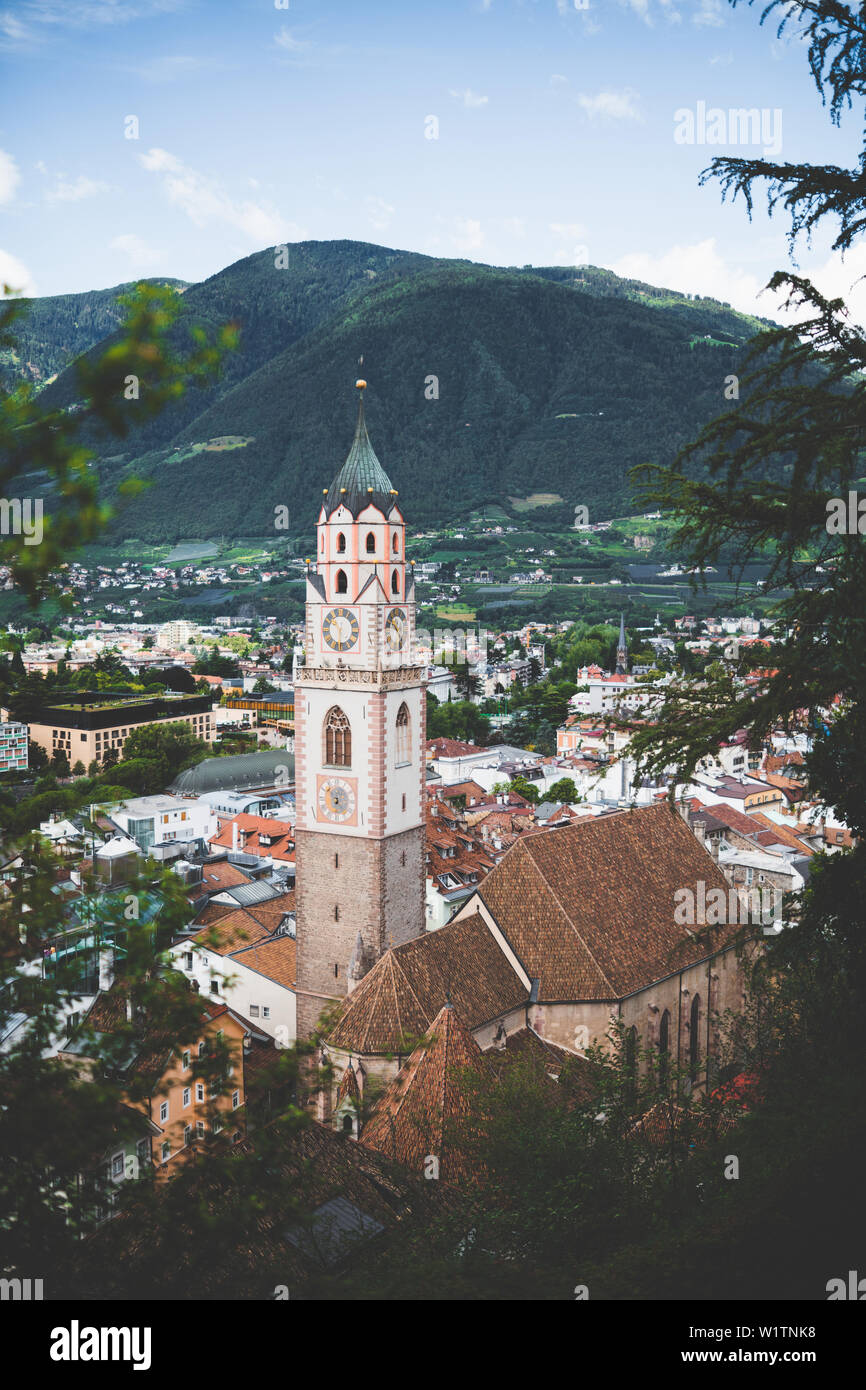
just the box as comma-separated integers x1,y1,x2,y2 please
7,241,770,540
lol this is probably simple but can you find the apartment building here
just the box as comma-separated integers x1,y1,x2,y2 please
26,691,214,766
0,720,28,773
60,986,250,1176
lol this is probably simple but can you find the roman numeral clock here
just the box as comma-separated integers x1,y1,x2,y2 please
322,606,359,652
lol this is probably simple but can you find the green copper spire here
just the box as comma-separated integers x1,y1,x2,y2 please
325,380,395,518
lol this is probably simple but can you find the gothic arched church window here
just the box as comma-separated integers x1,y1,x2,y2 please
325,706,351,767
337,532,346,553
624,1025,637,1102
366,532,376,553
689,993,701,1081
395,702,410,765
336,569,348,594
658,1009,671,1089
391,569,399,594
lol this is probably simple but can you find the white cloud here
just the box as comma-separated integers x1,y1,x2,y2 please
0,148,21,203
110,233,161,270
577,88,642,121
549,223,590,265
139,147,303,246
611,238,767,315
449,88,489,108
46,174,110,202
616,0,705,23
620,0,653,24
693,0,725,27
0,1,185,46
452,218,484,253
612,237,866,326
796,245,866,332
709,50,734,66
0,248,35,295
274,26,310,53
0,11,30,44
366,195,394,233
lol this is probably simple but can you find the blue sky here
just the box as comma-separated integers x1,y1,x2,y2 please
0,0,862,321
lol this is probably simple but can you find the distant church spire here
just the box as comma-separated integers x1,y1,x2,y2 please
616,613,628,675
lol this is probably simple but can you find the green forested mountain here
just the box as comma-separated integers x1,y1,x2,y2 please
0,279,188,388
16,241,769,539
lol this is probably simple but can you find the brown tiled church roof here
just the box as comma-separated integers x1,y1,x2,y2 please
475,801,737,1001
327,912,528,1055
359,1004,485,1182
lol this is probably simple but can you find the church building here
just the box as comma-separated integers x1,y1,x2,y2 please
294,381,427,1039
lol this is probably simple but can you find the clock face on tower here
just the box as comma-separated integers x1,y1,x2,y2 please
322,606,359,652
384,607,407,652
317,775,358,824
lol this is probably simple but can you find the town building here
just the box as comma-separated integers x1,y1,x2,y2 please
59,985,251,1175
156,620,200,649
210,813,295,873
0,719,28,773
170,896,296,1044
103,794,217,854
24,691,214,767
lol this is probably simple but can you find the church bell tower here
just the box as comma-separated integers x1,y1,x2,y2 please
616,613,629,676
294,380,427,1039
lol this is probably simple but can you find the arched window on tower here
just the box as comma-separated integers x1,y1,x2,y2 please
689,993,701,1083
324,707,351,767
395,702,411,766
336,569,348,594
658,1009,671,1090
365,532,376,554
391,569,399,594
392,532,399,553
337,532,346,553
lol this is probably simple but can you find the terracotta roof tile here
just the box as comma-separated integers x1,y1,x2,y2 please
210,814,294,862
747,812,814,856
336,1062,361,1107
327,912,528,1055
476,802,738,1000
196,860,255,893
703,802,762,837
230,933,296,991
359,1004,485,1182
191,912,272,956
192,899,237,927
